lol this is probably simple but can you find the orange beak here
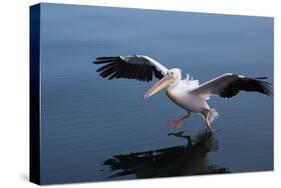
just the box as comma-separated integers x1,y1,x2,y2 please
144,75,174,100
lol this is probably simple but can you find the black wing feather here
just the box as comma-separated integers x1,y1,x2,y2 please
96,61,118,72
93,55,164,82
153,68,163,79
220,76,272,98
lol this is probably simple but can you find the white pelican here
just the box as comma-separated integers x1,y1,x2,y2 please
93,55,272,131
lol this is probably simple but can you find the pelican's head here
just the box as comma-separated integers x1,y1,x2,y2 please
144,68,182,100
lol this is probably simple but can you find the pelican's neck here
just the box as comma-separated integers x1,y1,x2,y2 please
168,78,181,89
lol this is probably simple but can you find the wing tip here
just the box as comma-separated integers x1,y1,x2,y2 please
254,76,273,96
262,84,273,96
96,56,120,60
93,56,121,64
255,79,273,96
240,76,272,96
254,76,268,80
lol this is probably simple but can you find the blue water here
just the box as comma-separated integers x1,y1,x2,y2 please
39,3,273,185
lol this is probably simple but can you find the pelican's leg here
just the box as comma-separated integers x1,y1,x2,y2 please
203,109,213,132
168,111,191,128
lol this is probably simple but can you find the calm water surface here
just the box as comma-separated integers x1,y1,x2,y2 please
39,3,273,184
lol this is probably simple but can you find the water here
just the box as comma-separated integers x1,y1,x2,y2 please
39,3,273,185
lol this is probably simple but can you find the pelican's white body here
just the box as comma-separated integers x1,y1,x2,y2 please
166,80,209,113
144,68,219,128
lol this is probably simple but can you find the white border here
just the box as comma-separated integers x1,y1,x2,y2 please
0,0,279,187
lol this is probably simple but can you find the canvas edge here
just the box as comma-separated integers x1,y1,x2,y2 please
29,3,41,185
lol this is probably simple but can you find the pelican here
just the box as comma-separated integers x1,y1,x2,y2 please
93,55,272,131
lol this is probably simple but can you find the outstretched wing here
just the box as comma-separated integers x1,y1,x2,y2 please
190,73,272,99
93,55,168,82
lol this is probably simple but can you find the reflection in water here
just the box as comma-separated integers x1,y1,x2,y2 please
103,130,229,179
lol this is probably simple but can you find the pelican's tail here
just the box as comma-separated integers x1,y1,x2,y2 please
209,108,219,123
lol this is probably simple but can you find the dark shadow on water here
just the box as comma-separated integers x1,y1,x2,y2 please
103,129,229,179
